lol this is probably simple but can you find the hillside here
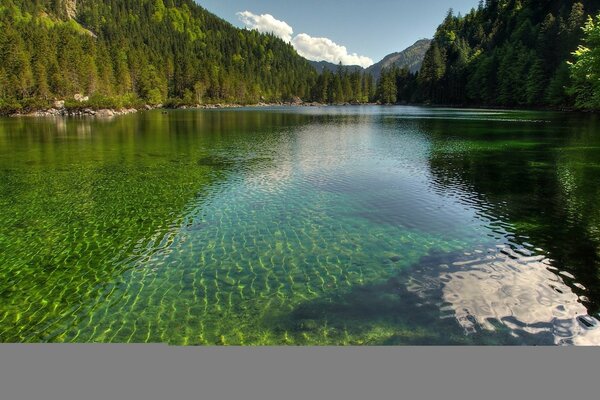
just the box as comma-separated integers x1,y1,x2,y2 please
0,0,317,111
413,0,600,108
366,39,431,79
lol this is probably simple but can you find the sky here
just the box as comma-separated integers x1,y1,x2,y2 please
197,0,480,67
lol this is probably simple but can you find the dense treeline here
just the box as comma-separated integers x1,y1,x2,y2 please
570,13,600,109
311,66,375,104
3,0,600,112
375,0,600,109
0,0,319,112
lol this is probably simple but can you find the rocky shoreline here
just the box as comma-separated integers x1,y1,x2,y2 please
14,107,139,118
176,101,327,110
9,100,329,118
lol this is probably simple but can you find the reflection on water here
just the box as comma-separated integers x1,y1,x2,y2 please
433,247,598,345
0,107,599,345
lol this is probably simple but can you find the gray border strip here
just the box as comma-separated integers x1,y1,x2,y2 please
1,346,599,400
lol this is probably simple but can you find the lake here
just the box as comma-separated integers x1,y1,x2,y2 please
1,106,599,345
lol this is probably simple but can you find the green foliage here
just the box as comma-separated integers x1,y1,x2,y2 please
0,0,317,107
4,0,598,110
373,66,419,105
569,14,600,109
0,98,22,115
64,93,142,111
310,68,374,104
376,67,398,104
391,1,600,109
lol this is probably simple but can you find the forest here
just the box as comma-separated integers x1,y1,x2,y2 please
381,0,600,110
0,0,319,113
1,0,600,113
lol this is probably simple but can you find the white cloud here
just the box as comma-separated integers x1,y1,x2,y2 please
237,11,373,68
291,34,373,68
236,11,294,43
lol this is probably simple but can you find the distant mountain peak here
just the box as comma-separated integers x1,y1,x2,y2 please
308,60,364,74
366,39,432,78
308,39,431,77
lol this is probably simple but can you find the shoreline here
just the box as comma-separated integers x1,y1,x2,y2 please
5,101,330,118
4,101,596,118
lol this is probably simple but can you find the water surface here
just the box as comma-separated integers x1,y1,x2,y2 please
1,106,599,345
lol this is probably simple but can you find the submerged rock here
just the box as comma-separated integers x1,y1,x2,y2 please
578,315,598,329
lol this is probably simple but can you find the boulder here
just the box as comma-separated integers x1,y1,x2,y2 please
96,109,115,118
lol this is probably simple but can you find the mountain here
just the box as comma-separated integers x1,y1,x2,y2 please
307,40,431,78
0,0,317,109
366,39,431,79
309,61,364,74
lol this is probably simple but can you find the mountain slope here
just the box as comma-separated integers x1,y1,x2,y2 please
0,0,317,107
366,39,431,79
307,39,431,78
309,60,363,74
415,1,600,107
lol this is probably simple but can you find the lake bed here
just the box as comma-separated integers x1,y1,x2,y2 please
1,106,599,345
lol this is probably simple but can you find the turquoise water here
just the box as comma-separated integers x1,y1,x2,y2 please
1,106,599,345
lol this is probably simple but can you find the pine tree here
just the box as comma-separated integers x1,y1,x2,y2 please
569,14,600,109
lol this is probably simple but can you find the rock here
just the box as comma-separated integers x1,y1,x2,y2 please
10,106,137,118
145,104,153,110
74,94,89,102
291,96,303,105
96,109,115,118
65,0,77,19
53,100,65,109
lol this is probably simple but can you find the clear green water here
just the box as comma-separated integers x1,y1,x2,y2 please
1,106,600,345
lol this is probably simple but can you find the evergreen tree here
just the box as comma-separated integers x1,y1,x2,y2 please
0,0,319,110
569,14,600,109
410,1,599,109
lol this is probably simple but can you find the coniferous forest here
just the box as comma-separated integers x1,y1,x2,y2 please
383,0,600,110
1,0,600,113
0,0,320,112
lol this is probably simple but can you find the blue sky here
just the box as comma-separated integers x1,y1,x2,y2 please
197,0,479,66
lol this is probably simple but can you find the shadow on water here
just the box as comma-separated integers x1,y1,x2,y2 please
269,248,588,346
269,248,600,346
421,114,600,315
